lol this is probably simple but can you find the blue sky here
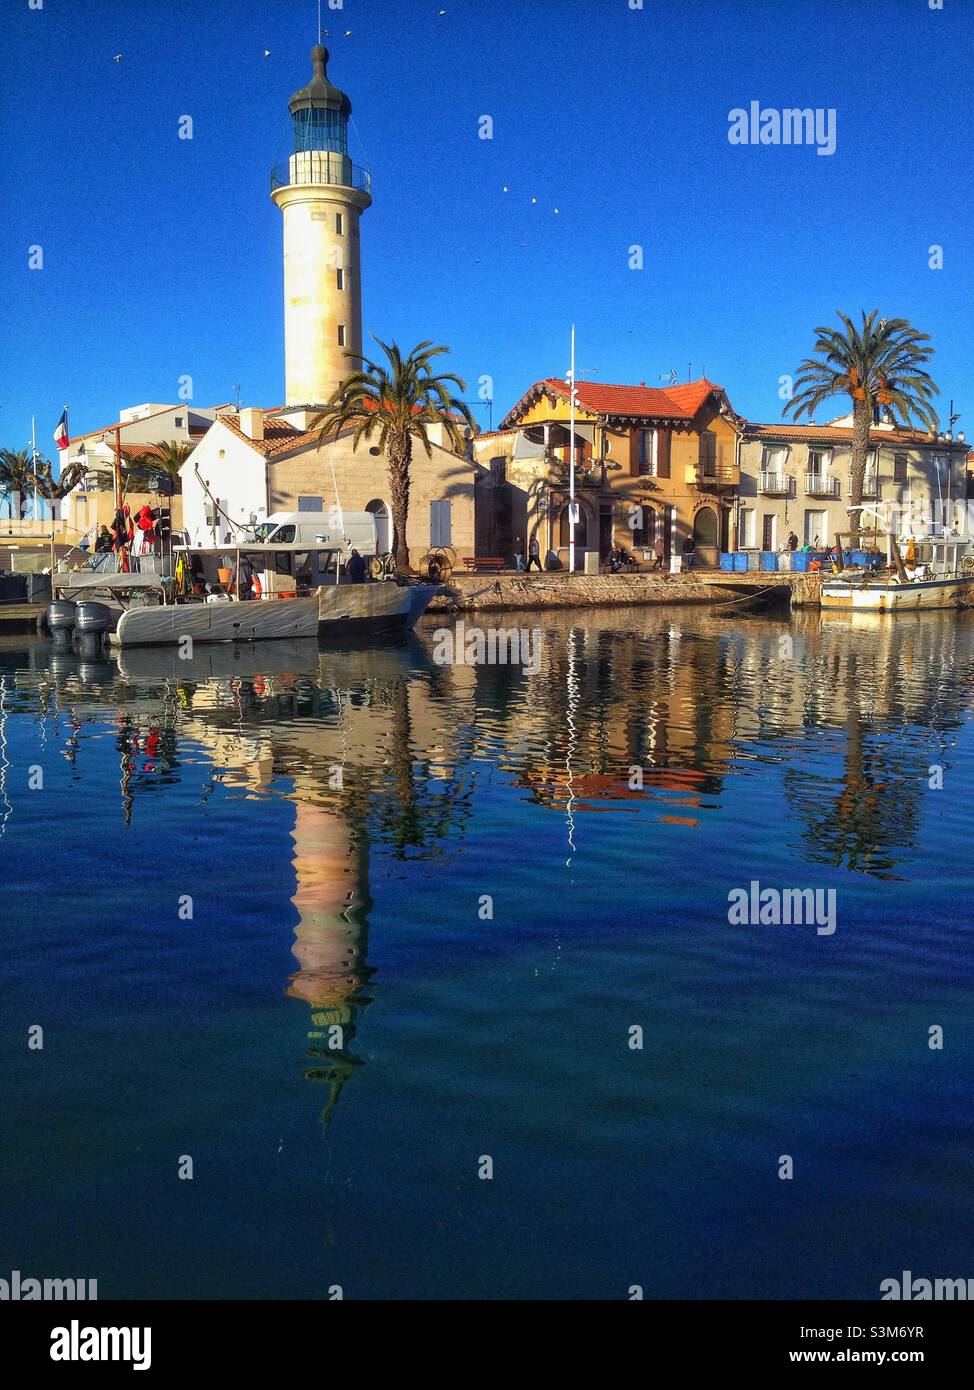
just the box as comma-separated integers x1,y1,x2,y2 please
2,0,972,461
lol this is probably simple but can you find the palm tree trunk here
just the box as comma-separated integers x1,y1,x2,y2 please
387,431,412,572
847,401,871,542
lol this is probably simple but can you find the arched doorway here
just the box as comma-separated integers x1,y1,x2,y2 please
693,506,719,568
366,499,391,555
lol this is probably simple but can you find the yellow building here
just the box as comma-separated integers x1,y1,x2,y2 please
474,377,740,568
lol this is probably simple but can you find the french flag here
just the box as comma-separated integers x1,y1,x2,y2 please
53,407,70,452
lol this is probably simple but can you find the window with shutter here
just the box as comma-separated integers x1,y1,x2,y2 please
656,430,671,478
430,500,452,547
700,432,717,477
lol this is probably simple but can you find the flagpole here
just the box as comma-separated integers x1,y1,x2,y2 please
31,417,39,524
568,325,576,575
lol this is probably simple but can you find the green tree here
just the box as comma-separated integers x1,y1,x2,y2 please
0,448,37,519
785,311,939,538
122,439,191,494
312,338,474,571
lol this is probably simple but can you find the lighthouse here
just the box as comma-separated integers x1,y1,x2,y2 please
271,46,372,406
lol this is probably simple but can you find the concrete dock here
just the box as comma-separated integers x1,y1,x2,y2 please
427,570,825,614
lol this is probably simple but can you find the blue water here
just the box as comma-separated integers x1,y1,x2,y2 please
1,608,972,1299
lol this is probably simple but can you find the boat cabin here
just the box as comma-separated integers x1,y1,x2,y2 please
904,536,971,581
174,542,353,601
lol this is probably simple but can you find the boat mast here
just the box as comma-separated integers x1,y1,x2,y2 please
567,325,576,574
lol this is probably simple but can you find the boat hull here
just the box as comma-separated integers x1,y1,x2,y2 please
111,583,438,647
821,575,974,612
317,581,438,635
112,596,320,647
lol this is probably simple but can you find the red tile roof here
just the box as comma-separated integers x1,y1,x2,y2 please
119,443,167,459
742,421,944,446
500,377,726,429
214,413,306,455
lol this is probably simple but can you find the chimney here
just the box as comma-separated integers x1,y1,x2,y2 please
239,407,264,442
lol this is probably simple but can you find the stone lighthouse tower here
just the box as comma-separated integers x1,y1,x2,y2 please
271,46,372,406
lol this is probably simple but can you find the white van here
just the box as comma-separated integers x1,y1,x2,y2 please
257,511,379,555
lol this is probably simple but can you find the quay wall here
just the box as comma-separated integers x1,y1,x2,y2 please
427,571,824,614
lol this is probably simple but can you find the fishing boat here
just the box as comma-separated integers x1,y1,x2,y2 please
50,540,437,648
820,535,974,613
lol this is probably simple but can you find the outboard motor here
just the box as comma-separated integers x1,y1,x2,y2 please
47,599,78,651
74,601,113,658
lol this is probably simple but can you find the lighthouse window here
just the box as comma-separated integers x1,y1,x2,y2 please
336,268,345,290
338,325,346,347
336,213,344,235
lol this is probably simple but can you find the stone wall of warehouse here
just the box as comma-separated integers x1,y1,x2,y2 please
426,571,825,613
269,437,476,559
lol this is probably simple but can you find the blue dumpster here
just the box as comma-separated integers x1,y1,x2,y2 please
761,552,779,572
720,553,734,571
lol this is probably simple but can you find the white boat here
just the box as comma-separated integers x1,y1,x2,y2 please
821,536,974,612
101,541,437,647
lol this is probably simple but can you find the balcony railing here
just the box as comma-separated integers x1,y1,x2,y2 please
685,461,739,488
804,473,839,498
759,472,793,496
270,157,372,196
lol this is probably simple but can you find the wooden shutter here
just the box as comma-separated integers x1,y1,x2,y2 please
430,500,452,547
656,429,671,479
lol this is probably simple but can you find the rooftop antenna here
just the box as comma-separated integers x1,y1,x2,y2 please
233,384,242,410
317,0,322,44
659,369,678,385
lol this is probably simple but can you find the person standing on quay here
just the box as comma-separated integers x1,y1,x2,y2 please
527,535,542,571
652,536,666,571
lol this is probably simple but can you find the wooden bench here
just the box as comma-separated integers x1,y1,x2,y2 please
462,557,507,574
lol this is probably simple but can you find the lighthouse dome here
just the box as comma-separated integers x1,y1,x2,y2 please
288,45,352,119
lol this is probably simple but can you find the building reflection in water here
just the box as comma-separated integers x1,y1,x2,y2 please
6,607,974,1124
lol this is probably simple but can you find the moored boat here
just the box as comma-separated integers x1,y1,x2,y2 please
821,536,974,612
109,541,437,647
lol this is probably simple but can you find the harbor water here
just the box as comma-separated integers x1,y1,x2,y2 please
1,607,972,1299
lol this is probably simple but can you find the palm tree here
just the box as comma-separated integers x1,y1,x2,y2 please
122,439,191,494
311,338,474,572
785,311,939,539
0,448,36,520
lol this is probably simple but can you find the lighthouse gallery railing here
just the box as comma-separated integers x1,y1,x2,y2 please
270,160,372,195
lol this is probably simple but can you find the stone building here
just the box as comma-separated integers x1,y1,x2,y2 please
179,406,475,562
736,417,971,550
